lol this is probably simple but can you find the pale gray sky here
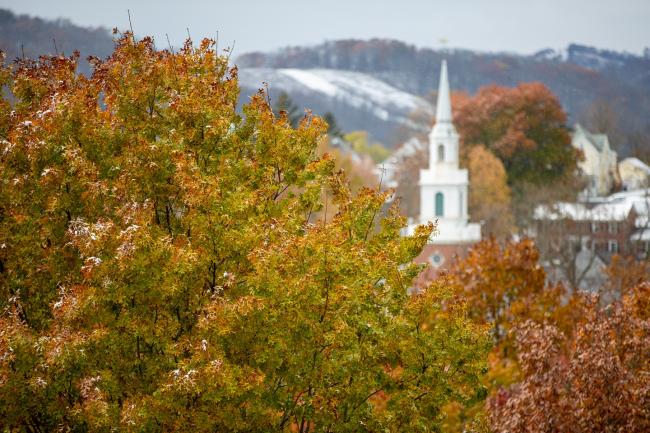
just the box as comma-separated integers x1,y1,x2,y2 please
1,0,649,55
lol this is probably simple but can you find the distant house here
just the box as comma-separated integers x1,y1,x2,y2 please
572,124,619,197
619,157,650,190
533,188,650,290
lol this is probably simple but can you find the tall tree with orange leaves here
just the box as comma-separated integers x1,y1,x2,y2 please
444,239,586,385
447,238,547,345
454,82,579,188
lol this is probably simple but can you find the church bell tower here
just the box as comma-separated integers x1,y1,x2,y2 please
416,60,481,244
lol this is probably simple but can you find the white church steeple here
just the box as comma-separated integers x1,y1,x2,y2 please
413,59,481,245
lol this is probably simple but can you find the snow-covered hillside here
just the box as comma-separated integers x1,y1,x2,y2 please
238,68,433,143
238,39,650,154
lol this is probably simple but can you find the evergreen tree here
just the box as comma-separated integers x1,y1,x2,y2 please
273,91,302,128
323,111,343,139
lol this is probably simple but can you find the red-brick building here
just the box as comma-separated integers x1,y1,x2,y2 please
533,189,650,289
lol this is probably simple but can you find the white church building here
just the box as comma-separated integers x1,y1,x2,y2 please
407,60,481,274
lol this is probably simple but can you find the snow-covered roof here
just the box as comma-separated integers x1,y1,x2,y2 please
535,188,650,222
377,137,425,188
606,189,650,216
572,123,609,152
535,202,630,221
534,202,588,221
606,188,650,202
619,157,650,174
386,137,424,164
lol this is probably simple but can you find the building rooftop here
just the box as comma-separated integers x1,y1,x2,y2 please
573,123,609,152
535,188,650,222
620,157,650,173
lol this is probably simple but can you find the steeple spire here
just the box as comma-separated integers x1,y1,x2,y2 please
435,60,452,123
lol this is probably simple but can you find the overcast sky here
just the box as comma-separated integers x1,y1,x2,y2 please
1,0,649,56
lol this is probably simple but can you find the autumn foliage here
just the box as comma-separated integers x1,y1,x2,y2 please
0,31,647,433
0,35,489,432
604,253,650,299
446,239,649,432
466,145,513,239
454,82,579,187
489,284,650,433
447,238,548,345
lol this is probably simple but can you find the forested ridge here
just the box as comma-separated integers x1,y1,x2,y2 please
238,39,650,152
2,7,649,152
0,9,113,76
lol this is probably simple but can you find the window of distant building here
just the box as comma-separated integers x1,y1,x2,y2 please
435,192,444,217
608,222,618,234
591,222,600,233
438,144,445,162
593,241,607,252
608,240,619,254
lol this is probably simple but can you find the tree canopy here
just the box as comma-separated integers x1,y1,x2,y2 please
445,239,649,432
488,283,650,433
0,35,489,432
453,83,580,188
467,145,513,239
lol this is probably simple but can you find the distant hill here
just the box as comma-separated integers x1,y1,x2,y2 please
238,67,433,143
238,40,650,155
0,8,113,75
0,9,647,157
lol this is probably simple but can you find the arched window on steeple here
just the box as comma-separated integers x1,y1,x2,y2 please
437,144,445,162
435,192,444,217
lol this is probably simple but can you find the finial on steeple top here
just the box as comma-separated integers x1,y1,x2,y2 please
435,60,452,123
